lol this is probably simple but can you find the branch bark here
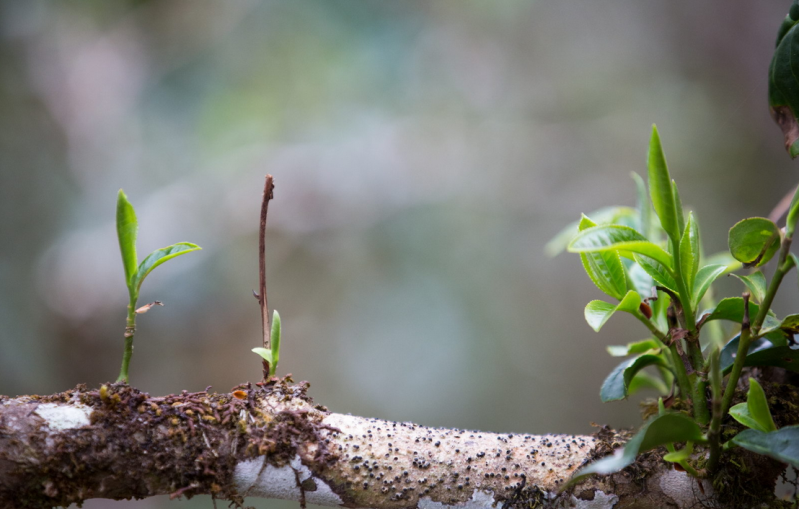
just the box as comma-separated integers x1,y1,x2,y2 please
0,378,783,508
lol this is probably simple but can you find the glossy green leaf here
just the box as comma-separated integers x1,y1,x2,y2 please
252,347,273,366
584,291,641,332
600,354,666,402
720,334,777,374
728,218,781,268
632,172,652,239
627,262,655,299
627,370,669,396
746,378,777,433
729,271,767,304
579,216,627,300
786,185,799,237
647,126,680,242
731,426,799,468
740,346,799,374
634,254,678,292
132,242,202,291
729,403,765,432
270,310,281,376
116,190,139,289
691,264,727,308
606,339,661,357
698,297,780,331
662,441,693,463
679,213,699,293
570,413,704,483
671,180,686,239
545,206,638,257
780,314,799,334
769,0,799,159
568,225,673,268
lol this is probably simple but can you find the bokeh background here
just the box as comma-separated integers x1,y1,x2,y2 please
1,1,798,507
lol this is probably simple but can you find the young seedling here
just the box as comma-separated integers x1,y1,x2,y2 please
252,310,282,377
115,190,201,383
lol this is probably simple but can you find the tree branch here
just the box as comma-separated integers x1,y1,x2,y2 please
0,379,748,509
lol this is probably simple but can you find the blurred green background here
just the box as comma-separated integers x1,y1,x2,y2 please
1,1,798,507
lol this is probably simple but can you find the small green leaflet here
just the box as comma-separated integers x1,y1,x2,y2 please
131,243,202,292
691,264,727,308
584,290,641,332
253,310,282,377
671,180,686,238
729,378,777,433
728,217,781,268
678,213,700,293
544,206,638,257
634,254,677,293
116,190,139,288
662,441,693,463
786,185,799,237
732,426,799,468
578,215,627,300
769,0,799,158
697,297,780,331
606,339,661,357
631,172,653,239
569,413,705,485
729,271,767,304
647,126,680,243
627,371,669,396
600,354,666,402
568,225,673,269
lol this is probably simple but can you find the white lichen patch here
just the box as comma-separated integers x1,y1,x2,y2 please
234,454,343,506
419,489,499,509
35,403,92,431
658,469,713,508
568,490,618,508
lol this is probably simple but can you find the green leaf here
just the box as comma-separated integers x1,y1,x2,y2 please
545,206,638,257
729,403,765,432
584,291,642,332
671,180,686,238
606,339,661,357
731,426,799,468
746,378,777,433
570,413,704,483
132,242,202,292
568,225,673,269
647,125,680,242
698,297,780,331
703,251,743,273
269,310,281,376
692,264,727,308
728,218,781,268
116,190,139,289
679,213,700,293
600,354,666,402
720,334,777,374
578,216,627,300
627,262,654,299
627,370,669,396
729,271,767,304
634,254,678,292
786,185,799,237
769,0,799,159
663,442,693,463
632,172,652,239
252,347,273,366
739,346,799,374
780,314,799,334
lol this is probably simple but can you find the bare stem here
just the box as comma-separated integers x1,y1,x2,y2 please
258,175,275,380
635,312,692,403
707,347,722,473
116,297,138,383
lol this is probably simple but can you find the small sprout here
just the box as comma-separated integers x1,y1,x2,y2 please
252,310,282,377
115,189,201,384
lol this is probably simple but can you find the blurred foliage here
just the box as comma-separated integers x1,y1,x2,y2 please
0,1,797,507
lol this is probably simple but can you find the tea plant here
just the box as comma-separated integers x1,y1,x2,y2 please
550,1,799,479
115,190,201,383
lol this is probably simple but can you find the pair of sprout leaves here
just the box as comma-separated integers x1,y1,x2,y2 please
548,126,799,483
115,190,282,382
